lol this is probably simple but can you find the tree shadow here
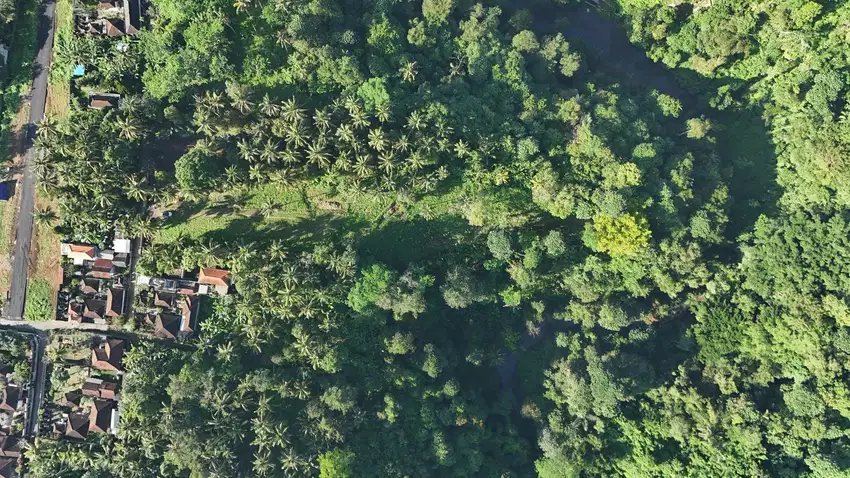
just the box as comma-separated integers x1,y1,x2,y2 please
196,213,369,251
356,215,478,269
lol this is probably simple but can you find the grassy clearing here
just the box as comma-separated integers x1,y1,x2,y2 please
0,0,39,157
157,180,469,245
45,0,73,117
24,277,53,321
31,194,62,279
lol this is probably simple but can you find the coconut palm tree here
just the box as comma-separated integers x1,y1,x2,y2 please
114,115,140,141
335,124,355,144
233,0,252,13
407,111,424,131
259,94,279,117
312,108,331,132
285,123,308,148
280,98,305,123
400,60,417,82
353,155,372,178
280,148,301,165
306,141,330,170
124,175,148,202
367,127,387,152
260,140,279,164
227,82,254,114
376,103,391,123
350,108,370,129
32,207,57,225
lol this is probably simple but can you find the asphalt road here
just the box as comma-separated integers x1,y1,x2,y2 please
25,333,46,437
7,0,57,320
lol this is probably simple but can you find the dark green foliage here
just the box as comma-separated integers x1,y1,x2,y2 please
23,0,850,476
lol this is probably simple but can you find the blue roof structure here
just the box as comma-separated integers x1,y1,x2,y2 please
73,65,86,76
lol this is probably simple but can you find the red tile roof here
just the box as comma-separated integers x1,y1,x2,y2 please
69,244,96,258
91,339,125,371
198,268,232,287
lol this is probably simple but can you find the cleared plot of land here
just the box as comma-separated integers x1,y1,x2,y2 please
156,181,468,249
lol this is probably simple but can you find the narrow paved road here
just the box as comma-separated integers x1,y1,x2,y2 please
25,333,46,437
7,0,57,320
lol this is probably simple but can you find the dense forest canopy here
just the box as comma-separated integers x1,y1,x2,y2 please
24,0,850,477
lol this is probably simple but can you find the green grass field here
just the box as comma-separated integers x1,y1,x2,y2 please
156,180,476,266
24,278,54,321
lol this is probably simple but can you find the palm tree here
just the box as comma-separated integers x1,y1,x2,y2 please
454,139,470,158
407,111,424,131
280,98,305,123
376,103,391,123
394,134,411,153
350,108,370,129
259,199,277,218
114,115,140,141
306,141,331,170
312,108,331,132
233,0,252,13
260,140,279,164
400,60,417,82
124,176,148,202
227,82,254,113
367,128,387,152
335,124,355,144
259,94,279,117
224,165,244,187
32,207,57,225
270,169,295,188
353,155,372,178
280,148,301,165
285,123,308,148
131,216,158,241
378,152,395,175
249,165,265,184
275,0,293,12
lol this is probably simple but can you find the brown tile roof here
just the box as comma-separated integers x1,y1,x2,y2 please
104,19,124,37
198,268,232,287
66,412,89,440
0,386,20,413
89,259,113,279
154,314,181,339
0,436,23,457
69,244,96,258
84,299,106,321
81,278,100,295
154,291,175,309
0,457,15,478
91,339,125,372
81,378,118,400
89,399,114,433
67,302,83,322
106,288,124,318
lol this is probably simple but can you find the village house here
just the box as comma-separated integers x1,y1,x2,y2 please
78,0,141,37
88,93,121,110
91,339,125,372
0,385,22,414
89,399,119,435
64,411,89,440
198,268,233,295
0,458,16,478
81,378,118,400
0,437,23,458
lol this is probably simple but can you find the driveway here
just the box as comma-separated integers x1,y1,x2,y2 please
6,0,57,320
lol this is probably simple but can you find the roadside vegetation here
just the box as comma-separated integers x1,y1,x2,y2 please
20,0,850,477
